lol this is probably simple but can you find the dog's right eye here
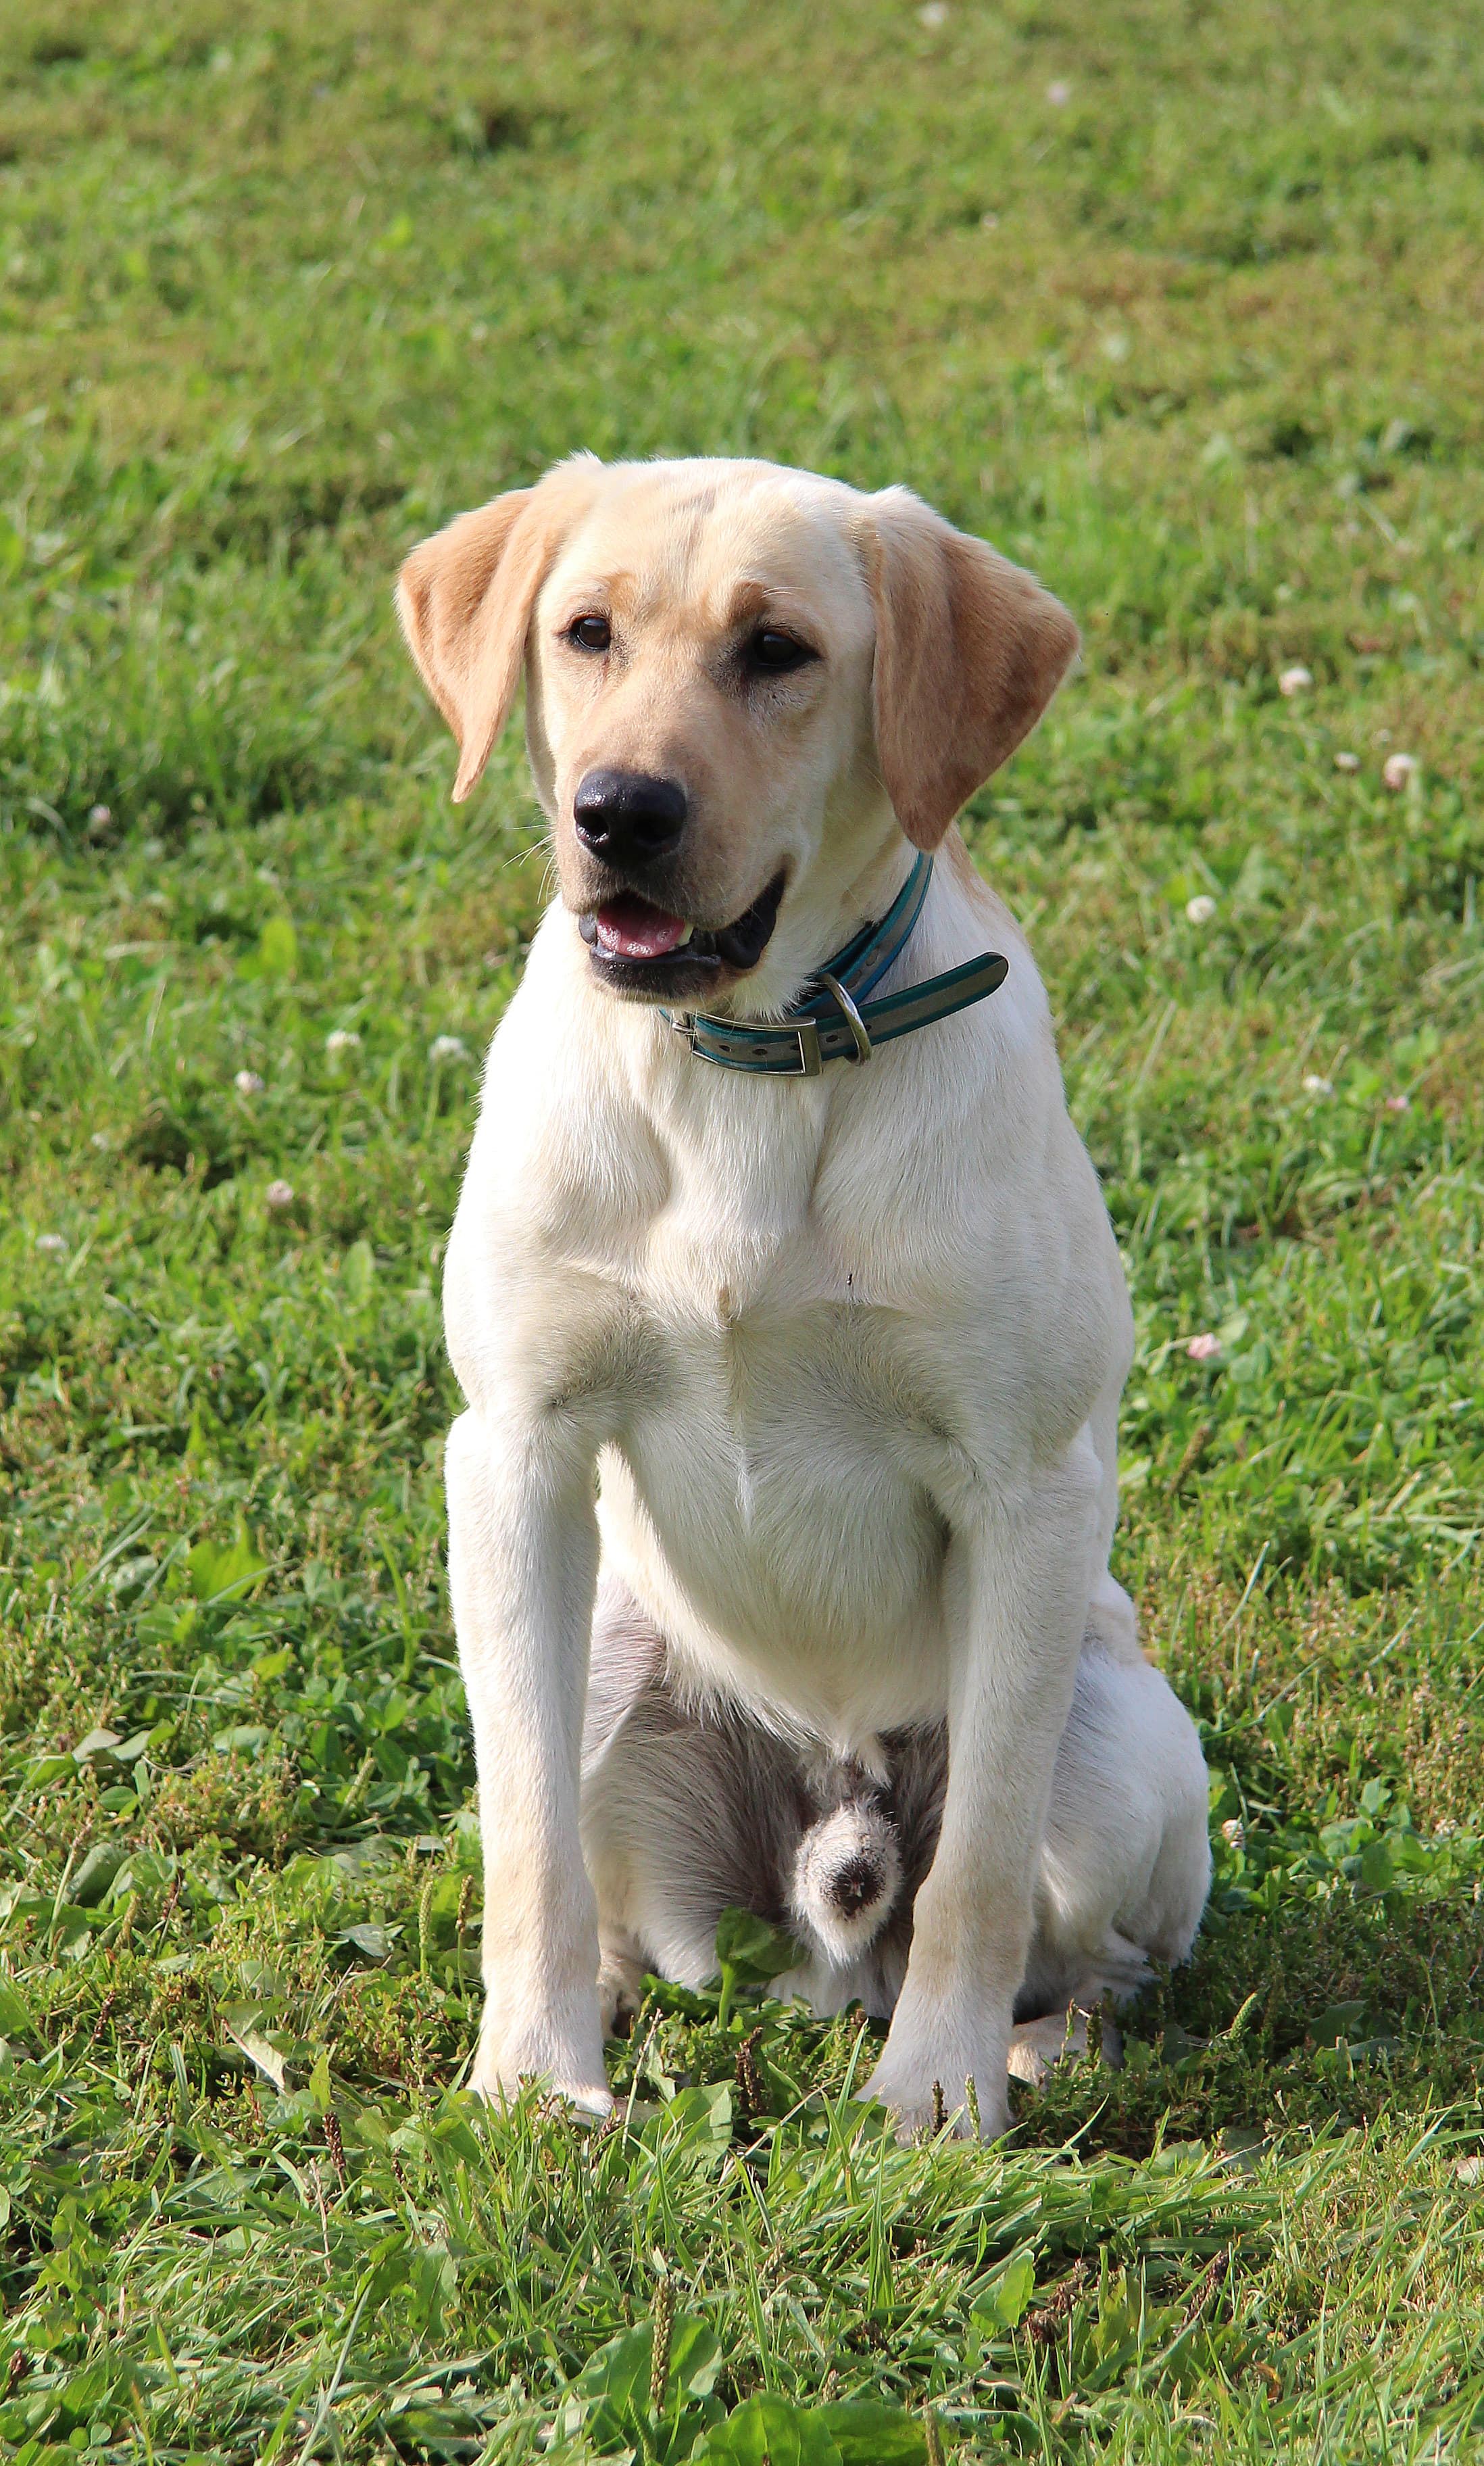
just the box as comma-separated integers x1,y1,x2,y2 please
747,628,816,675
568,615,612,652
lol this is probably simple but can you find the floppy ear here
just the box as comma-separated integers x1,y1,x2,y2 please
396,471,590,802
858,487,1081,850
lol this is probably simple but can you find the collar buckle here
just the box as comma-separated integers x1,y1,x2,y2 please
814,969,872,1065
661,854,1006,1078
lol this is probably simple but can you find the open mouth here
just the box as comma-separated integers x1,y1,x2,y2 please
578,872,785,998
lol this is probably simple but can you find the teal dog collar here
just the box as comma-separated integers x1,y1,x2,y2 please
663,853,1008,1078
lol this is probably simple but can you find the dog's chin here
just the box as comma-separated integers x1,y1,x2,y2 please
576,871,785,1006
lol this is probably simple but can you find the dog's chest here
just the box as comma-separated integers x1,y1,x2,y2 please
601,1207,965,1699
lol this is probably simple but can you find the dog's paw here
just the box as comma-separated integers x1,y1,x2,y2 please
467,2000,614,2119
863,2045,1008,2144
597,1940,648,2039
1007,2002,1122,2089
468,2042,614,2119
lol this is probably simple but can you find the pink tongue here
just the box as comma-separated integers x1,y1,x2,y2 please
595,896,689,959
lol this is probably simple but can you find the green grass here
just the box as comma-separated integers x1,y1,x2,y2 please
1,0,1483,2455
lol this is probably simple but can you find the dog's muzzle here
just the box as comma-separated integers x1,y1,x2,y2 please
577,871,786,999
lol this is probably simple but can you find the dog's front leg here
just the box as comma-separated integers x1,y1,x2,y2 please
445,1407,610,2114
865,1441,1101,2140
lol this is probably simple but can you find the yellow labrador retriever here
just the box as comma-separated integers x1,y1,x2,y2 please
397,455,1210,2136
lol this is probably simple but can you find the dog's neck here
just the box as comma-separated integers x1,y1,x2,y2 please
720,825,921,1022
828,833,921,966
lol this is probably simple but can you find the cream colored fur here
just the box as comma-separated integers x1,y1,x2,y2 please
397,454,1210,2137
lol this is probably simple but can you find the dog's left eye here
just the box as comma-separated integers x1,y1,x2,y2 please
568,615,612,652
747,629,817,675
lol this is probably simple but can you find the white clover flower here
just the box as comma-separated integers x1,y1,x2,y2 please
1385,1092,1411,1114
1383,752,1418,792
1333,750,1360,773
234,1069,265,1096
918,1,948,23
429,1034,468,1063
1279,664,1312,698
325,1029,361,1059
36,1232,68,1255
1187,1332,1221,1363
1046,78,1071,103
1302,1073,1333,1097
1185,893,1217,925
265,1179,295,1211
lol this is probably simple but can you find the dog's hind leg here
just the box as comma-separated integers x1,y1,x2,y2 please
1017,1632,1211,2027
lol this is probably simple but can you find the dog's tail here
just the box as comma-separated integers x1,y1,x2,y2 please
788,1800,903,1966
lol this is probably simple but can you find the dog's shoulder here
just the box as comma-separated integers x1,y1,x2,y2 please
804,835,1129,1437
811,834,1079,1244
460,909,665,1229
443,909,670,1401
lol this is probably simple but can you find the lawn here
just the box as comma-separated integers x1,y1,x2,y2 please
1,0,1482,2456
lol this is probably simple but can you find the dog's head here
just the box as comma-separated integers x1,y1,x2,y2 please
397,455,1077,1011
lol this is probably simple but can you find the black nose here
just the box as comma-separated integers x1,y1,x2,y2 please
573,769,688,867
828,1854,886,1918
